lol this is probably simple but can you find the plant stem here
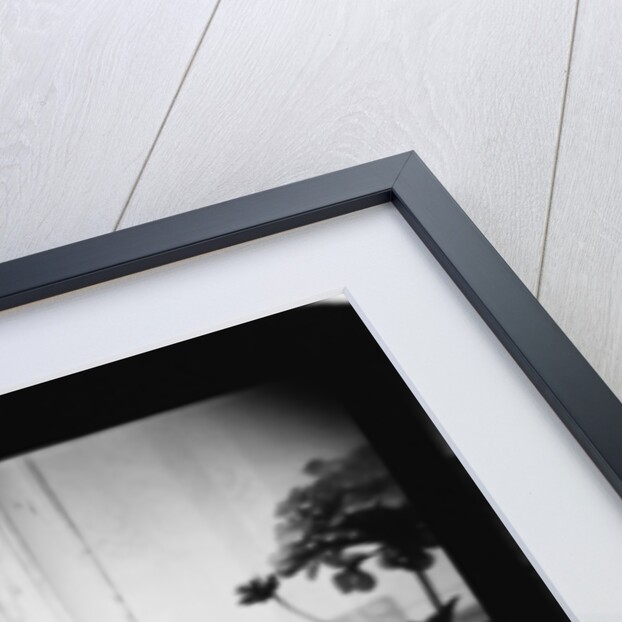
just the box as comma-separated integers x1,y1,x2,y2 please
415,569,444,612
274,594,327,622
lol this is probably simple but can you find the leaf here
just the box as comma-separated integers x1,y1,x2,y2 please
269,443,439,587
425,596,459,622
235,575,279,605
332,569,355,593
332,568,376,593
306,559,321,580
353,569,376,592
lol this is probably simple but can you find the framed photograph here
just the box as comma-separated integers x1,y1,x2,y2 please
0,152,620,622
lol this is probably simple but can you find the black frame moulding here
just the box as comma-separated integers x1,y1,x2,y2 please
1,150,621,499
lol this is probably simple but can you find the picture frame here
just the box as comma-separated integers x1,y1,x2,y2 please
2,151,620,495
1,151,621,620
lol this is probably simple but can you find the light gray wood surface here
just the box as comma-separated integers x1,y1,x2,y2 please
539,0,622,400
118,0,576,290
0,0,218,262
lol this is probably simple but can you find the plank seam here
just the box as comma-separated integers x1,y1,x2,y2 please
113,0,225,232
535,0,581,298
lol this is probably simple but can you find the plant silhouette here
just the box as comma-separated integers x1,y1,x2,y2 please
236,574,326,621
236,444,457,621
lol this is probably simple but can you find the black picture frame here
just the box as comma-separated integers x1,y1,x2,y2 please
1,151,620,501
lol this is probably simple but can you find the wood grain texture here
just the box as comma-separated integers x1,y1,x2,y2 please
0,0,218,262
119,0,576,290
538,0,622,400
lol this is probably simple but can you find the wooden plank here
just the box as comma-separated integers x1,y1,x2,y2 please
0,458,139,622
538,0,622,400
0,0,218,262
119,0,576,290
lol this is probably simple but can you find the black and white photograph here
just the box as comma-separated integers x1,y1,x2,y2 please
0,304,569,622
0,382,483,622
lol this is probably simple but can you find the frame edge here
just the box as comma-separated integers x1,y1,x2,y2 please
0,152,411,311
2,149,621,504
392,151,622,499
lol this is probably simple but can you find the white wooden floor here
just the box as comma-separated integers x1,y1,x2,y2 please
1,3,621,619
